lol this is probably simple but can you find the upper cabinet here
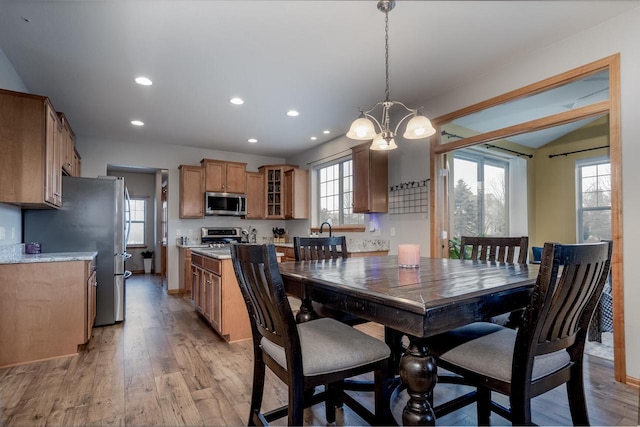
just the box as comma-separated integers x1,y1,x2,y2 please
201,159,247,194
0,89,64,208
352,142,388,213
245,171,265,219
257,165,308,220
179,165,204,218
58,113,78,176
284,168,309,219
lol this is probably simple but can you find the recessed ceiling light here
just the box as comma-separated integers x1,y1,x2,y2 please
286,110,299,117
131,120,144,126
310,136,317,141
230,97,244,105
323,130,330,134
134,76,152,86
248,138,258,143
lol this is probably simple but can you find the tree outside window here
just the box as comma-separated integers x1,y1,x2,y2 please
452,150,508,238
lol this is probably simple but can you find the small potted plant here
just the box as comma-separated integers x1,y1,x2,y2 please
141,250,153,274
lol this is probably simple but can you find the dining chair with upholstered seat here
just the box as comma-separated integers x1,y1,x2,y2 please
426,241,613,425
230,243,392,426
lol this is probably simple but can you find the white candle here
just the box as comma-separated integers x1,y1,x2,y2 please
398,244,420,268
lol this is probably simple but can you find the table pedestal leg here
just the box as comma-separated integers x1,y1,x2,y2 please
399,337,436,426
295,298,317,323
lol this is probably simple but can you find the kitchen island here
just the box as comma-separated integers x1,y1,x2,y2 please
0,251,97,367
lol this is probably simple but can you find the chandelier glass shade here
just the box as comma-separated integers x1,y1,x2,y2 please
346,0,435,151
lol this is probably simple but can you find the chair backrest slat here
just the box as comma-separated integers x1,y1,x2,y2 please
460,236,529,264
293,236,348,261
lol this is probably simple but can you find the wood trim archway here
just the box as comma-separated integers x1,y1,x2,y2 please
429,54,626,382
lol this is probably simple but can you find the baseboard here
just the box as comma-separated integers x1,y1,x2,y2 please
626,375,640,388
167,289,182,295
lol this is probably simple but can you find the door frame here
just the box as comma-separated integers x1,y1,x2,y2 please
429,54,625,382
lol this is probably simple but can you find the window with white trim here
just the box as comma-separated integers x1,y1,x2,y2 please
317,159,364,226
577,157,611,243
127,198,146,246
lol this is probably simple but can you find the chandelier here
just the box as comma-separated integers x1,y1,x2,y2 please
346,0,435,150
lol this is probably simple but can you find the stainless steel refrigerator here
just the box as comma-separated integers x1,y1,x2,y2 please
23,176,131,326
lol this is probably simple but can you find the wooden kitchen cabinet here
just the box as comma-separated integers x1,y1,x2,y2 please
179,165,204,218
190,252,251,343
259,164,299,219
245,171,265,219
284,168,309,219
201,159,247,194
0,256,96,368
58,112,77,176
352,142,388,213
178,247,193,296
192,260,203,312
274,245,296,262
0,89,64,208
86,263,97,342
73,148,82,177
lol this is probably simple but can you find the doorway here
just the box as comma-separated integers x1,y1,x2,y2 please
430,55,625,382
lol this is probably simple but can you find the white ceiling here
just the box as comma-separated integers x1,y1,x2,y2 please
1,1,637,158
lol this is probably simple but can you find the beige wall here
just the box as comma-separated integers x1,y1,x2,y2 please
531,116,609,248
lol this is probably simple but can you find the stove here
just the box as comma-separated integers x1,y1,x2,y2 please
200,227,243,247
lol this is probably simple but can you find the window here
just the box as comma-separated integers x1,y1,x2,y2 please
317,159,363,226
127,198,146,246
452,150,509,238
577,158,611,243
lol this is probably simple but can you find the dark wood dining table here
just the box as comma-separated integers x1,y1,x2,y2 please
278,255,539,426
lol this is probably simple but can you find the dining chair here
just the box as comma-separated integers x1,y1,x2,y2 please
426,241,613,425
292,236,366,325
459,235,529,264
459,235,529,328
230,243,391,426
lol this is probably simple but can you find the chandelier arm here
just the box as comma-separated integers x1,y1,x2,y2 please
392,110,420,137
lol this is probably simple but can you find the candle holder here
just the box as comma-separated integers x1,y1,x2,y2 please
398,244,420,268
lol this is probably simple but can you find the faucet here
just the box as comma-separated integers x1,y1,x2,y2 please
320,221,332,237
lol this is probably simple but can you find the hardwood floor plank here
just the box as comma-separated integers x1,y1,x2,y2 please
124,385,164,426
155,371,204,426
191,386,245,426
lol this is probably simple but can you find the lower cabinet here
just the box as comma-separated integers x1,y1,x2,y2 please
86,264,97,342
191,253,251,343
0,257,97,368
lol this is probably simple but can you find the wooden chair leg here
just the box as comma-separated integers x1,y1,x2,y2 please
567,364,590,426
249,357,266,426
477,386,491,425
289,382,305,426
510,392,533,426
325,383,338,423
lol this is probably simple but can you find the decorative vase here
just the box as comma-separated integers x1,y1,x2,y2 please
143,258,152,274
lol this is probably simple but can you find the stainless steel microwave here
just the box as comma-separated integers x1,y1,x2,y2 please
205,192,247,216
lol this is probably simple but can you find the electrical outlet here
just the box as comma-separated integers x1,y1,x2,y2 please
390,227,395,236
176,229,182,236
369,221,375,232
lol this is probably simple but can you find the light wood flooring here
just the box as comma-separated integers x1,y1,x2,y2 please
1,274,638,426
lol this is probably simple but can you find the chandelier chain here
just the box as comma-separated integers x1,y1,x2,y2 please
384,9,390,102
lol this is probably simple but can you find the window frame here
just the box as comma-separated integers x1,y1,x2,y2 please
126,198,147,248
316,157,364,228
576,156,611,243
452,149,510,238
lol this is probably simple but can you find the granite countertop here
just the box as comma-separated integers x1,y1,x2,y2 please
0,251,98,265
190,247,284,260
